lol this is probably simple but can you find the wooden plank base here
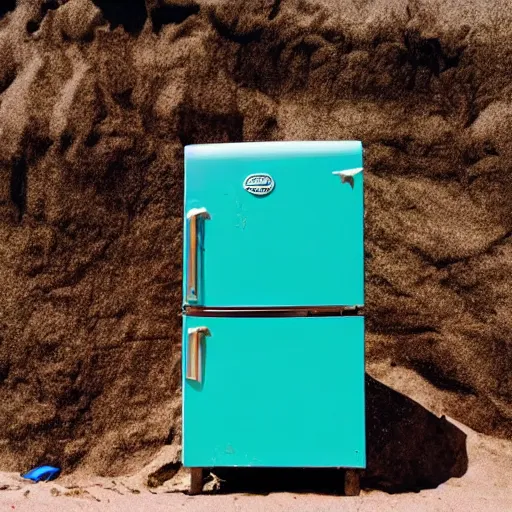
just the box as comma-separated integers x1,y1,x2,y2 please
189,468,204,495
344,469,361,496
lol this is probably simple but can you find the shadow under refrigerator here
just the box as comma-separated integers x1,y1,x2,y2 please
182,141,365,495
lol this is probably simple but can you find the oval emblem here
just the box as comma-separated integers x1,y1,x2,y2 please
243,173,275,196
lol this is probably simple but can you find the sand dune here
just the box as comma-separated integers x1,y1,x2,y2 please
0,0,510,499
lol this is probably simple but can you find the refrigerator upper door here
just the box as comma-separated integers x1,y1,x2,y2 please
183,141,364,308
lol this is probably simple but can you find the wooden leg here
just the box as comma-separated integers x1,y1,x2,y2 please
189,468,204,495
344,469,361,496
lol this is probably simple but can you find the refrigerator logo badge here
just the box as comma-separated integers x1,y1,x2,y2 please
243,174,275,196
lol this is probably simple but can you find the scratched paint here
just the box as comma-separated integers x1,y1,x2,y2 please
235,199,247,230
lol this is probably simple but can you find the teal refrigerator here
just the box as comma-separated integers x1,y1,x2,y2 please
182,141,365,494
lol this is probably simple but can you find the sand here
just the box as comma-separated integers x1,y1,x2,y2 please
2,367,511,510
0,420,511,511
0,0,510,494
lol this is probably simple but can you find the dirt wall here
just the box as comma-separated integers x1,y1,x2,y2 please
0,0,510,475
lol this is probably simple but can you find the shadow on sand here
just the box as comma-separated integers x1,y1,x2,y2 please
207,375,468,495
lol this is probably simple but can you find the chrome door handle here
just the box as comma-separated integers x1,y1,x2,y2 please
186,208,210,303
186,326,211,383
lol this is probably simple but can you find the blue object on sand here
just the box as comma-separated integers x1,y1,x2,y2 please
21,466,61,482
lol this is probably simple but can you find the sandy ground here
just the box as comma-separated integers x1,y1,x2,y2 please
1,418,510,512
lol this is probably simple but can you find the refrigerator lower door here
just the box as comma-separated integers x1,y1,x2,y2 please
182,315,365,468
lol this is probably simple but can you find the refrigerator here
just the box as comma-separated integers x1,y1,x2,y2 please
181,141,365,495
